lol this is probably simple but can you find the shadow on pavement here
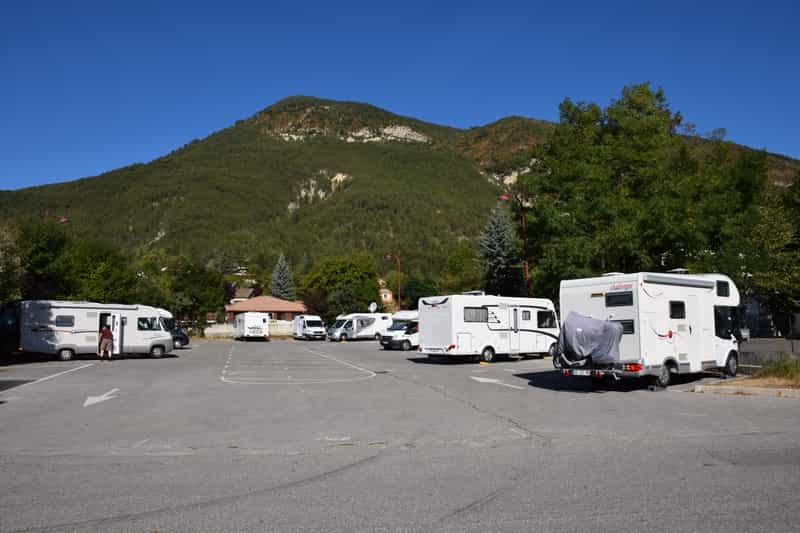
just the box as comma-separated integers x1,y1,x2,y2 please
407,356,476,365
0,379,33,392
514,369,713,393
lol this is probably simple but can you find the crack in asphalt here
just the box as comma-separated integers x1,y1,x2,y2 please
10,453,382,532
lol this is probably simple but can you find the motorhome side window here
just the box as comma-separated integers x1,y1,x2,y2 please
137,317,160,331
55,315,74,327
605,292,633,307
669,301,686,319
464,307,488,323
521,310,531,321
537,311,556,328
716,281,730,297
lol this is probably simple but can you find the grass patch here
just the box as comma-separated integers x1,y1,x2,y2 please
755,355,800,380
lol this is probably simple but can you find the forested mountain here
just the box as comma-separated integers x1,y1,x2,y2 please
1,93,797,283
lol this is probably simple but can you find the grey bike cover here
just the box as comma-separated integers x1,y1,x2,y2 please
557,311,624,364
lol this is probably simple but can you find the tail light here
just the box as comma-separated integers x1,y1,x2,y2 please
563,369,571,376
446,344,456,352
622,363,643,372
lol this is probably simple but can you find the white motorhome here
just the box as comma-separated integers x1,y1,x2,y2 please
558,272,741,386
327,313,392,341
293,314,326,340
18,300,174,360
380,310,419,350
234,312,270,340
418,294,559,362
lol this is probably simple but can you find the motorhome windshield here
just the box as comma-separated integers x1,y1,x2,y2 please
306,320,323,328
331,320,345,328
160,318,175,331
405,321,418,334
388,321,409,331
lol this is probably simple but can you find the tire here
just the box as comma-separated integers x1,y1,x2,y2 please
552,353,562,369
724,352,738,377
480,346,495,363
174,339,183,349
653,362,672,388
58,348,74,361
340,334,347,342
150,345,165,359
401,340,412,351
548,343,557,358
375,333,381,340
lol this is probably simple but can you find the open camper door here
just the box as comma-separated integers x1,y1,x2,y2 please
509,308,521,354
110,314,122,355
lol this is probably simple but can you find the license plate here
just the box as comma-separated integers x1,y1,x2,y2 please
573,369,591,376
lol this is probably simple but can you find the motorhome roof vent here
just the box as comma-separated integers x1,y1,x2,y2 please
667,268,690,274
462,291,486,296
601,272,625,277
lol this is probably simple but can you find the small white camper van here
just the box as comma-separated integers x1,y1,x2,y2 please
293,314,326,340
327,313,392,341
234,312,270,340
18,300,174,360
418,294,559,362
380,310,419,350
558,272,742,386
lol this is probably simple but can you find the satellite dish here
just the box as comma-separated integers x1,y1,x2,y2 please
368,302,377,313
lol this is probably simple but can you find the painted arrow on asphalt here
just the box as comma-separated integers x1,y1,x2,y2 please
469,376,525,390
83,388,120,407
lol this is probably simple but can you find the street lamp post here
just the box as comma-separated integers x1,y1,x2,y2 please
385,253,401,309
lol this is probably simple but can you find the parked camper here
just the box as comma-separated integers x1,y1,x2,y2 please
557,272,742,387
17,300,174,360
418,294,559,362
327,313,392,341
293,314,326,340
380,310,420,350
234,312,270,340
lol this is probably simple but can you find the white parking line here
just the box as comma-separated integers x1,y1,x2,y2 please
220,345,376,385
7,363,94,391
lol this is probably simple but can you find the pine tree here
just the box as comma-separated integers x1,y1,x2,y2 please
478,207,526,296
270,253,296,300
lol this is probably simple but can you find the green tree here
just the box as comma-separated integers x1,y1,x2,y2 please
478,207,525,296
18,221,70,299
438,242,482,294
401,275,440,310
300,254,378,322
269,253,296,300
0,223,21,304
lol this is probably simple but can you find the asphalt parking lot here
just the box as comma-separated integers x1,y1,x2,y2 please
1,340,799,532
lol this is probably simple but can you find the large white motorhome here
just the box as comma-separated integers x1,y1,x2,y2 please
17,300,174,360
327,313,392,341
292,314,326,340
234,312,270,340
418,293,559,362
558,272,742,386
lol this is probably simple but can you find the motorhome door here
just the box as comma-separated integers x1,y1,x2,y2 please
509,308,520,354
109,314,122,355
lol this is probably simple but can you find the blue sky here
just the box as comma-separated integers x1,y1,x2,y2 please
1,0,798,190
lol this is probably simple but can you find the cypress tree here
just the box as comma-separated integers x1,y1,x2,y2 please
478,207,526,296
270,253,296,300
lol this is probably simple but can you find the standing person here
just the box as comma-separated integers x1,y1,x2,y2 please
99,324,113,361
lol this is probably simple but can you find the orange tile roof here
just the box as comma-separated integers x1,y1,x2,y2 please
225,295,306,313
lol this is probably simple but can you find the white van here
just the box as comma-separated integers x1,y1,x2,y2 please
380,310,419,350
18,300,174,360
558,272,742,386
418,293,559,362
293,314,326,340
234,312,270,340
327,313,392,341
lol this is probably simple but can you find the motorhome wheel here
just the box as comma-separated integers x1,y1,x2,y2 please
480,347,495,363
724,352,738,377
58,348,74,361
654,363,672,388
548,343,556,358
401,340,412,351
374,333,381,340
174,339,183,349
552,353,562,369
340,334,348,342
150,346,165,358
